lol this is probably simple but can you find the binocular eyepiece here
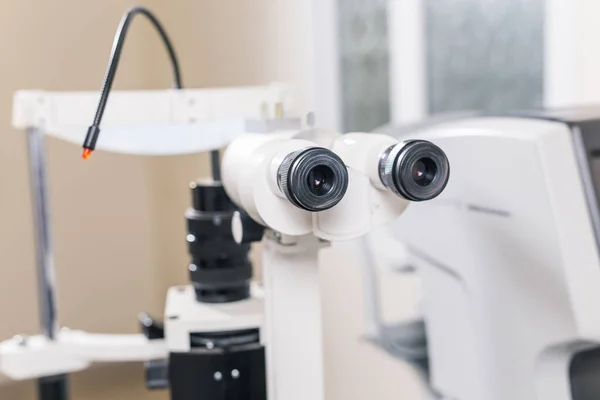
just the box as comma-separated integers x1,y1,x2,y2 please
277,147,349,212
379,140,450,201
274,140,449,212
221,132,451,241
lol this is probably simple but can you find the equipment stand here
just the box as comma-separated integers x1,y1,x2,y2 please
262,233,327,400
26,127,68,400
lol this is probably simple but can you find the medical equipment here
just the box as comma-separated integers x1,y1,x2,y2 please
9,74,300,399
222,131,448,238
386,110,600,400
214,127,449,400
4,5,453,400
8,87,450,400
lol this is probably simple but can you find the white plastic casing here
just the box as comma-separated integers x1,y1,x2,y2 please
222,132,314,236
391,117,600,400
331,133,411,226
222,131,413,240
164,285,264,353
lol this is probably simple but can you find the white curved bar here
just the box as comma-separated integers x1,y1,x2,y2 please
12,84,294,155
34,121,248,156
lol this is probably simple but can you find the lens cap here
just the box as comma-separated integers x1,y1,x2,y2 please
277,147,349,212
379,140,450,201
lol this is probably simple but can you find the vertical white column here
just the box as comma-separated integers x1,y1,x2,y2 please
265,0,341,131
264,0,317,121
388,0,428,124
262,235,325,400
545,0,600,107
544,0,577,108
311,0,342,131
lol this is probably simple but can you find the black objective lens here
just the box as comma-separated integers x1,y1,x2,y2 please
278,147,349,212
379,140,449,201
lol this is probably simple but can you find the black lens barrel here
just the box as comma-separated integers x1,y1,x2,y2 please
379,140,450,201
277,147,349,212
186,181,253,303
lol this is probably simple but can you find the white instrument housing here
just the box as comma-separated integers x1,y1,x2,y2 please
222,131,414,241
392,114,600,400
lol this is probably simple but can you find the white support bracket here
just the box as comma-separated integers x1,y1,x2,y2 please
12,83,295,155
0,330,167,384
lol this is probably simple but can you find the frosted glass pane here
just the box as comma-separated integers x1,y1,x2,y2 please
338,0,390,132
426,0,545,114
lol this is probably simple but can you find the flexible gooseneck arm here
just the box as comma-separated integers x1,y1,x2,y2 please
81,6,222,180
82,6,182,155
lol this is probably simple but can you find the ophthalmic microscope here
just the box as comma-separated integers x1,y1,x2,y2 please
382,109,600,400
76,68,451,400
73,7,451,400
211,127,450,400
6,5,454,400
81,116,450,400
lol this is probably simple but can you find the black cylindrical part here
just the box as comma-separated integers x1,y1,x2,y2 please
379,140,450,201
186,181,253,303
191,181,235,212
38,375,68,400
82,125,100,151
277,147,349,212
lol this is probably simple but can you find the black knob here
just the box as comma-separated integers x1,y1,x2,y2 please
190,180,235,212
232,211,265,244
139,313,165,340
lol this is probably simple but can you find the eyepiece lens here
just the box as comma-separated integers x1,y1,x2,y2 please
411,157,437,187
378,140,450,202
277,147,349,212
307,165,334,196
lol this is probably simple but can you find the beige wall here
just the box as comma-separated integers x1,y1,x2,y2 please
0,1,421,399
